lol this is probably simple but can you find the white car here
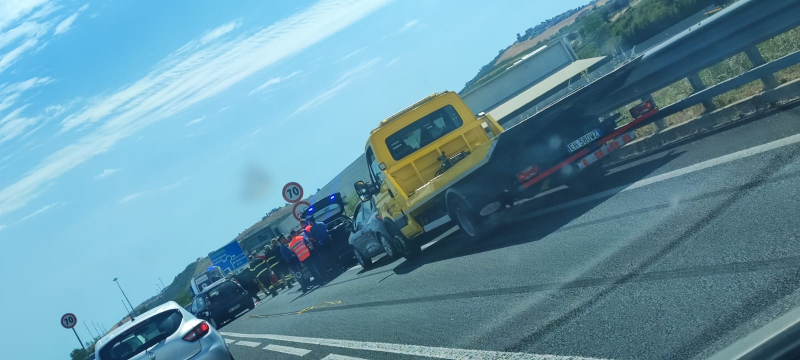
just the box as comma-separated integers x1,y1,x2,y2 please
95,301,233,360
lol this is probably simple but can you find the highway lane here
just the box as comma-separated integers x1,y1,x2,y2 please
219,107,800,360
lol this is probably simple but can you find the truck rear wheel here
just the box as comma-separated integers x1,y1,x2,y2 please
446,190,489,239
386,220,421,260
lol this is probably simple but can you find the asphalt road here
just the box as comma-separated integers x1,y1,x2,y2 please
217,105,800,360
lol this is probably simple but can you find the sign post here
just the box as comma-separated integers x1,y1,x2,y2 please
61,313,85,350
282,182,304,203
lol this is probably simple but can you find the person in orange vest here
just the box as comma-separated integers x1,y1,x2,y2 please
288,229,326,286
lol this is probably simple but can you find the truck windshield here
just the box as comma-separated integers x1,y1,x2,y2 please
385,105,463,160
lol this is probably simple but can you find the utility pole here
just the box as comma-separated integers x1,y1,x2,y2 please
121,299,135,321
113,277,136,317
83,321,96,339
92,321,102,336
158,277,166,289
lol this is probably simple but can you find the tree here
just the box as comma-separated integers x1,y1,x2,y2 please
70,348,89,360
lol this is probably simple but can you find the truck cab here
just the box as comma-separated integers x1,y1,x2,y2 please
355,92,503,255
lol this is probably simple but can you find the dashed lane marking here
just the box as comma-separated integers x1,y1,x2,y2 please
234,340,261,347
263,344,312,356
321,354,368,360
224,338,236,344
221,331,607,360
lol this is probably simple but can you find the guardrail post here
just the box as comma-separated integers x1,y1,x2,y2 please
744,46,780,90
687,72,717,112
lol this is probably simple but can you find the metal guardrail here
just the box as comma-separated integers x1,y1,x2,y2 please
651,49,800,123
585,0,800,116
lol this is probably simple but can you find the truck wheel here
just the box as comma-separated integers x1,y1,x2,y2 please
387,221,421,259
353,246,372,268
446,190,488,239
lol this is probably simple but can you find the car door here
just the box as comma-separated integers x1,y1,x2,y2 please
350,202,371,253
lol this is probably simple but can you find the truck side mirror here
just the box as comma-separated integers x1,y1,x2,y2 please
354,181,373,202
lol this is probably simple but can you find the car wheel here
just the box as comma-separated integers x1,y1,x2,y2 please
353,246,372,268
447,191,489,239
378,233,397,258
386,221,420,259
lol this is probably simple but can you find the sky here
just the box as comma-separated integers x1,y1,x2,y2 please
0,0,590,357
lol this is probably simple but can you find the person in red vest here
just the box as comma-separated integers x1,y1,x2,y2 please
288,229,325,286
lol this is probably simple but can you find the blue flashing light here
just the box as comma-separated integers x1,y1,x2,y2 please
330,195,336,200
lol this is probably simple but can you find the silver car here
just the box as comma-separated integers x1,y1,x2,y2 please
348,198,397,267
95,301,233,360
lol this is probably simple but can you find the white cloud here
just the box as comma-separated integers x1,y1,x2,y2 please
0,105,40,144
398,19,418,32
53,4,88,35
159,176,190,192
0,38,39,74
201,20,240,44
184,115,205,126
289,57,381,118
0,0,49,31
0,21,49,50
340,46,365,60
15,201,61,223
290,79,353,117
337,57,380,81
95,168,120,179
119,192,146,204
0,77,53,113
0,0,391,219
248,70,301,95
385,56,401,67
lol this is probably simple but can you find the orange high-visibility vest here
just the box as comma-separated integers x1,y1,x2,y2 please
304,225,315,242
289,236,310,262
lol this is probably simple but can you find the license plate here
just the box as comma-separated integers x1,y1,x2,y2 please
228,304,241,313
567,129,602,153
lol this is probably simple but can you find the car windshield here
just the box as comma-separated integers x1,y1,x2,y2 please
17,1,800,360
98,311,182,360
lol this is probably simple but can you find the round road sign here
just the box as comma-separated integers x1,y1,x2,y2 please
282,182,304,203
61,313,77,329
292,201,310,221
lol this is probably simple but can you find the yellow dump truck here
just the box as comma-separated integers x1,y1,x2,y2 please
354,62,659,257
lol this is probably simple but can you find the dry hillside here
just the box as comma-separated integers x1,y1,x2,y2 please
495,0,609,65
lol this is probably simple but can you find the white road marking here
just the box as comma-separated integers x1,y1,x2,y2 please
322,354,368,360
263,344,312,356
234,340,261,347
517,132,800,216
224,338,236,344
221,331,607,360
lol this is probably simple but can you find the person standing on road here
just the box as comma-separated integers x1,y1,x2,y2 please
289,229,326,286
301,218,338,273
280,234,309,292
308,216,346,272
267,238,293,288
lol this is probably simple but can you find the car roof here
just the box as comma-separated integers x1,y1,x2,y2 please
94,301,186,350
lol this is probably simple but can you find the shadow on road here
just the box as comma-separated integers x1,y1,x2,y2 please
392,149,685,276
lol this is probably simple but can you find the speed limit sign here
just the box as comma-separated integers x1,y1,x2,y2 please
61,313,77,329
282,182,303,203
292,201,310,221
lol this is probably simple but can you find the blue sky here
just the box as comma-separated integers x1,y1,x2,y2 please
0,0,589,357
